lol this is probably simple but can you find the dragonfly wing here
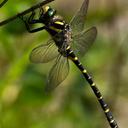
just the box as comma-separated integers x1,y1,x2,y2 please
46,55,69,92
29,39,59,63
70,0,89,35
72,27,97,57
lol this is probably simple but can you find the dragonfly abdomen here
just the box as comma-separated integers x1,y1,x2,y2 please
66,45,118,128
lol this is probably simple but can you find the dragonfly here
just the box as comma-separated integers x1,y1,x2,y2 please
20,0,118,127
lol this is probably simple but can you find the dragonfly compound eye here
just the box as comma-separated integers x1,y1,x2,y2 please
42,6,56,17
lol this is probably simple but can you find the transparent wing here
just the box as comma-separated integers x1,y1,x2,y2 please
72,27,97,57
45,55,69,92
29,39,59,63
70,0,89,35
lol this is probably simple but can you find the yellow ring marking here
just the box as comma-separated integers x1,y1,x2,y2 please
105,109,110,113
99,96,103,100
74,57,78,60
55,21,64,25
49,26,62,32
78,63,82,66
83,69,87,73
91,83,96,86
69,50,73,54
66,46,70,50
110,119,114,123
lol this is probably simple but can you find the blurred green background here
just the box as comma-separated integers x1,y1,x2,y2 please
0,0,128,128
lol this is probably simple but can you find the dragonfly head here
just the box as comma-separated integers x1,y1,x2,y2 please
39,6,56,24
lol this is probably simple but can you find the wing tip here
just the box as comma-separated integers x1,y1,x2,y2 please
29,50,37,63
92,26,97,32
90,26,98,37
86,0,89,4
83,0,89,9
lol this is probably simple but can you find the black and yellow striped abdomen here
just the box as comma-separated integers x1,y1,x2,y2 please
66,46,118,128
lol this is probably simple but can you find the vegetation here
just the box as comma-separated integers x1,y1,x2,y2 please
0,0,128,128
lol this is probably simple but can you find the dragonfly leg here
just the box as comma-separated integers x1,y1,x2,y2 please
25,25,46,33
27,8,40,24
38,4,44,17
19,12,45,33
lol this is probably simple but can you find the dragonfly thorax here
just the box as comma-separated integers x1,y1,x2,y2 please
39,6,72,57
53,23,72,57
40,11,72,57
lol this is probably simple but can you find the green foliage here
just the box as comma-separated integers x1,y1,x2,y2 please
0,0,128,128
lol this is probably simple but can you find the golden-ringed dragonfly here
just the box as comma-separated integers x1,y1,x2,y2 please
20,0,118,127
